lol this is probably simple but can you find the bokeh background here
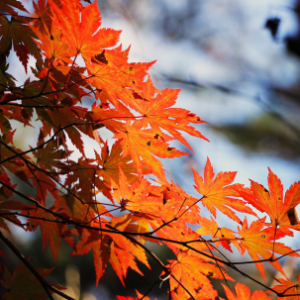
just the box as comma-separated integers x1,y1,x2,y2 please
2,0,300,299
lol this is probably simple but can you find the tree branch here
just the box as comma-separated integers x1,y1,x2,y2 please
0,230,74,300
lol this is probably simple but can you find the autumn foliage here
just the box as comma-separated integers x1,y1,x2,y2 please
0,0,300,299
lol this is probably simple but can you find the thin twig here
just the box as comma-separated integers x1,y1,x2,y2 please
0,231,74,300
0,75,95,104
202,238,235,295
138,279,160,300
163,75,300,137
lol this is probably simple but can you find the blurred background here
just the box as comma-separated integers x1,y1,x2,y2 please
2,0,300,299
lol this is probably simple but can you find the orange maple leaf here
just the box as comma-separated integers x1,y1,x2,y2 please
110,167,151,212
114,121,187,179
49,0,120,60
193,157,257,223
236,218,300,280
102,45,156,87
95,141,147,185
165,249,233,300
71,226,112,286
196,216,239,252
87,60,137,108
29,23,73,64
131,77,208,152
238,168,300,235
73,215,150,286
222,283,272,300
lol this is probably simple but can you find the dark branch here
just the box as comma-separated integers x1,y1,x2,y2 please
0,230,74,300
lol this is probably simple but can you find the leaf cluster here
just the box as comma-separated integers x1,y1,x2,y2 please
0,1,300,299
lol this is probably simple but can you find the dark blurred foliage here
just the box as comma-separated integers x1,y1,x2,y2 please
265,17,281,39
214,113,300,159
285,1,300,58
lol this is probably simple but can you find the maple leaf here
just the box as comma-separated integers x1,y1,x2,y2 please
64,157,98,200
90,100,134,130
156,179,202,224
26,208,74,261
0,16,42,72
2,0,299,299
154,220,214,255
53,192,106,222
237,168,300,235
87,60,137,109
165,249,233,300
0,0,28,15
70,224,114,286
29,23,73,64
49,0,120,60
0,201,27,232
0,99,31,131
110,167,149,209
114,121,188,179
236,217,300,280
111,169,202,228
269,274,300,300
131,77,209,152
222,283,272,300
193,157,257,223
110,168,175,228
33,138,71,172
72,215,150,286
92,234,112,286
0,132,38,189
36,106,91,155
0,55,16,94
196,216,239,252
0,263,65,300
103,45,156,86
95,141,147,185
108,238,149,286
27,168,59,204
87,48,157,109
30,0,52,34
